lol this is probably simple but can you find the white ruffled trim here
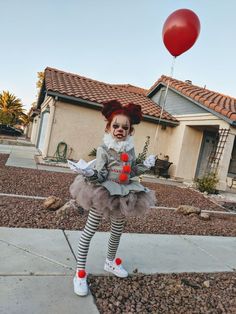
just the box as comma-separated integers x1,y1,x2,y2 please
103,133,134,152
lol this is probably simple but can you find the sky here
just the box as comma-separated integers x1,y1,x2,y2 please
1,0,236,111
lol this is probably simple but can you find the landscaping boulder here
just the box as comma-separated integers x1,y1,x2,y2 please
175,205,201,215
43,196,63,211
199,212,210,221
56,199,84,217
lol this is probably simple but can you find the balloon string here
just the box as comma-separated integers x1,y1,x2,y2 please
153,56,176,152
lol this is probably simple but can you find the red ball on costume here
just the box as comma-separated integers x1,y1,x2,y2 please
120,153,129,162
77,269,86,278
123,164,131,173
119,173,128,182
115,257,122,265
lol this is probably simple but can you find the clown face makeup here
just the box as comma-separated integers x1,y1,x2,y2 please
109,114,131,142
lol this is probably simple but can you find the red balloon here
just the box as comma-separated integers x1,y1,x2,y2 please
162,9,200,57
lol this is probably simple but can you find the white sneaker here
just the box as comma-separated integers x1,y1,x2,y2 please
104,258,128,278
73,269,89,296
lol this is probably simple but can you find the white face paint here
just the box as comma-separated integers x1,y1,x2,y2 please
109,114,131,142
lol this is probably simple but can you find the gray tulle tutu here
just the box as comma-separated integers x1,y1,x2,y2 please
70,175,156,218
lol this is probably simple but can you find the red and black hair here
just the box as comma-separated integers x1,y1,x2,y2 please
101,100,142,133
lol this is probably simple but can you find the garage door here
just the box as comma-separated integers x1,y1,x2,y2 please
37,112,49,152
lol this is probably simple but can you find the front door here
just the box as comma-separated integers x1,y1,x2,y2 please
195,131,217,178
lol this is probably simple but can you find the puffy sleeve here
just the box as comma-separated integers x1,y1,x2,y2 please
94,146,109,183
86,146,108,184
130,148,149,177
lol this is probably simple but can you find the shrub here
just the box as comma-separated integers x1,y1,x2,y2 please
136,136,150,164
195,172,219,194
88,148,97,157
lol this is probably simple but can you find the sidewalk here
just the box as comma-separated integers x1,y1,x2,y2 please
0,227,236,314
0,144,72,173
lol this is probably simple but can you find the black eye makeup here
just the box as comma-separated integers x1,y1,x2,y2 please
112,124,129,131
122,126,129,131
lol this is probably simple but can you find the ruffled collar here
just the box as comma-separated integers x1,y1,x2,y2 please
103,133,134,152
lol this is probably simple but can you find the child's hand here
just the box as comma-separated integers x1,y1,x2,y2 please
86,171,99,183
82,169,95,177
143,155,156,168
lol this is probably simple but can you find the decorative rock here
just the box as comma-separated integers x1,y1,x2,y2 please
203,280,210,288
189,213,199,218
175,205,201,215
199,212,210,220
68,199,84,213
43,196,63,211
56,202,72,216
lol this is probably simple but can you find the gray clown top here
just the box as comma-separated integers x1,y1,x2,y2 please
70,133,156,217
90,133,149,196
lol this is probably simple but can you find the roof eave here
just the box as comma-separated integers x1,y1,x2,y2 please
44,91,179,126
147,83,162,98
148,82,236,126
36,80,47,109
142,114,179,126
47,91,103,110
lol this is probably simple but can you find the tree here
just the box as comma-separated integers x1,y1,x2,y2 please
0,90,25,125
36,71,44,90
18,112,30,126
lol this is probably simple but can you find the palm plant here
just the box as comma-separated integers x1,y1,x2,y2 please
18,112,30,126
0,90,25,125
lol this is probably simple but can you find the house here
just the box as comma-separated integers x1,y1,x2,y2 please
27,106,40,140
32,67,236,191
147,76,236,190
31,67,178,164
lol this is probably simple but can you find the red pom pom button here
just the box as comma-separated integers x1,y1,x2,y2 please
119,173,128,182
123,165,131,173
115,258,122,265
77,269,86,278
120,152,129,162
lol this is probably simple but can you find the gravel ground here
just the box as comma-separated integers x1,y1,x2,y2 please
0,153,236,236
0,154,74,199
1,196,236,236
0,154,224,208
89,272,236,314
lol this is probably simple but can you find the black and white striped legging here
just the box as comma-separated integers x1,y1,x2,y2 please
77,208,125,270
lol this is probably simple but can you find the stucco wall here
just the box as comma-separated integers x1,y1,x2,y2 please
26,121,33,138
176,126,202,180
173,113,230,181
45,100,175,161
133,122,171,157
31,116,40,145
47,101,104,159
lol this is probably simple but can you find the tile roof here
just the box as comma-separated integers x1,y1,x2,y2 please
42,67,177,123
111,84,148,95
148,75,236,121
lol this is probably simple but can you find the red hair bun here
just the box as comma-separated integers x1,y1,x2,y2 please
101,100,122,120
102,100,142,125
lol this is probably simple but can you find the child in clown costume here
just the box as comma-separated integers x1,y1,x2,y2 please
70,100,156,296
